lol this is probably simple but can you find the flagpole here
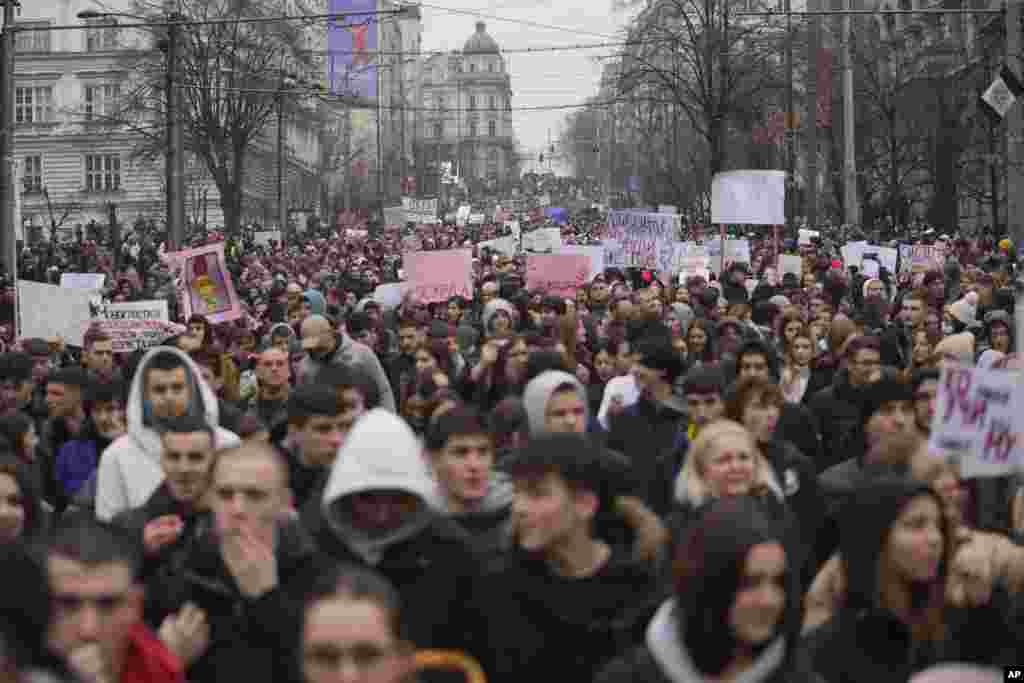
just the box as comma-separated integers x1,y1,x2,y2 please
375,12,384,204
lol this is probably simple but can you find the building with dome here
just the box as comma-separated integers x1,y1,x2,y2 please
415,22,519,197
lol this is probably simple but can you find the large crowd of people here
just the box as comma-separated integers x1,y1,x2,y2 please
0,213,1021,683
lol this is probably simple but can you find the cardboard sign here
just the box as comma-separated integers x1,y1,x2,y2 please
372,282,409,309
711,170,786,225
798,229,820,245
17,281,95,347
87,300,185,353
604,211,679,271
526,254,591,297
928,364,1024,478
779,254,802,278
479,236,518,257
522,228,562,253
405,249,473,302
402,197,438,223
899,244,946,273
253,230,282,246
161,242,243,324
60,273,106,290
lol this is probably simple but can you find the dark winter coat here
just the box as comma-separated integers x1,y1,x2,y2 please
606,395,688,518
475,546,664,683
806,369,869,471
146,519,321,683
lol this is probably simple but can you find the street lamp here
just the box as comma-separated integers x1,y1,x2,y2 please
78,8,186,251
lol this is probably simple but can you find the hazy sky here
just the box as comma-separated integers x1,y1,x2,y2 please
418,0,640,175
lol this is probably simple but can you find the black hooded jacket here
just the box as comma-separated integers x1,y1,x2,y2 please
805,478,1023,682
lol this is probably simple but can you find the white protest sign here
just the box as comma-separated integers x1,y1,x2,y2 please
558,245,605,279
840,241,869,268
862,258,880,279
711,170,785,225
658,204,678,214
60,273,106,290
874,246,898,274
480,236,518,257
17,281,95,347
798,229,820,245
522,228,562,253
509,221,521,238
468,213,485,225
900,244,946,273
778,254,802,278
604,211,680,271
401,197,438,223
928,364,1024,478
677,243,710,281
704,238,752,274
372,282,409,309
88,300,184,353
253,230,282,246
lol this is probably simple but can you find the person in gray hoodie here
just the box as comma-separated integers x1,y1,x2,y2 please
94,347,240,522
425,404,513,568
298,314,395,412
306,408,486,660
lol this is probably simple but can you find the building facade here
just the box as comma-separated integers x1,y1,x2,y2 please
415,22,518,197
13,0,325,240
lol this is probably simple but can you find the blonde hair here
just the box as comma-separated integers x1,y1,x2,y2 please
674,419,783,506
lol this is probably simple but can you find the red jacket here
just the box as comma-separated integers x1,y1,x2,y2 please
121,623,184,683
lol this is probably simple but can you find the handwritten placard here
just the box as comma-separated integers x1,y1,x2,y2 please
404,249,473,303
401,197,438,223
928,364,1024,478
526,254,591,297
604,211,680,271
88,300,182,352
899,244,946,273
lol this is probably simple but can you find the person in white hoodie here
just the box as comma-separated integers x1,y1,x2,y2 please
95,347,240,522
307,408,486,660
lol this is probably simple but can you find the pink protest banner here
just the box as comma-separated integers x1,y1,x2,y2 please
405,249,473,303
161,242,243,323
526,254,591,298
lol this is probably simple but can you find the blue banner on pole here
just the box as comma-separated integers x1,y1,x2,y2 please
327,0,378,98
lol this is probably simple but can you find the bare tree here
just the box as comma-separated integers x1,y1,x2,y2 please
116,0,316,235
611,0,789,182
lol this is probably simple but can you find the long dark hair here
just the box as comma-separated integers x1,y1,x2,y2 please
0,454,46,543
671,497,799,677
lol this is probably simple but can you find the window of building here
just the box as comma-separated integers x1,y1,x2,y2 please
489,95,496,109
23,156,42,193
488,120,496,137
488,61,495,72
488,149,499,166
470,63,477,72
85,19,119,51
434,122,443,138
15,22,51,52
469,95,476,110
14,86,54,124
84,84,120,121
85,154,121,192
469,121,477,137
